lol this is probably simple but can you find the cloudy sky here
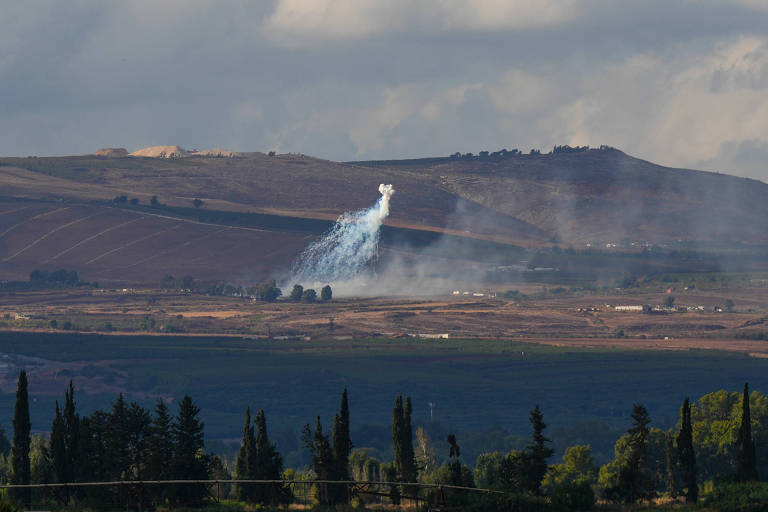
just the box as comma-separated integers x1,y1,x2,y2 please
3,0,768,180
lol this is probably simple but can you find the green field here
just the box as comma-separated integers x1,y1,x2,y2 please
0,332,766,466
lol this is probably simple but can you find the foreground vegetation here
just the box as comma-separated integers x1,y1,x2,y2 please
0,370,766,511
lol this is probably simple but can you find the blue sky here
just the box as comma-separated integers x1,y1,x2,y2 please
3,0,768,180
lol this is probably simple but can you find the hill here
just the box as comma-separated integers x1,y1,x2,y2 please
0,147,766,284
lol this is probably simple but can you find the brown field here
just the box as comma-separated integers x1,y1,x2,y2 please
2,284,767,355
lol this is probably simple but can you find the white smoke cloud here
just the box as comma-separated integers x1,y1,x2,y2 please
289,184,395,286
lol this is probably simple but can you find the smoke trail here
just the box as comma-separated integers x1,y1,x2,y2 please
291,184,395,284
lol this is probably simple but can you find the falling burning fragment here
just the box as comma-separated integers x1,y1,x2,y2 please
290,184,395,284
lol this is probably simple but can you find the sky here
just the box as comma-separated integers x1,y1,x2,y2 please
2,0,768,181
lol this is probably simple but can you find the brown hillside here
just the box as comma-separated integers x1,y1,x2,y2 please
1,147,767,284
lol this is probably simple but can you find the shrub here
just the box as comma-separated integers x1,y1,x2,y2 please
706,481,768,512
550,481,595,511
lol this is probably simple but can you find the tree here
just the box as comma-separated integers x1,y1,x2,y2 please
193,198,203,208
254,409,285,505
290,284,303,302
302,289,317,303
11,370,31,507
618,404,653,503
543,445,597,494
401,397,417,484
320,285,332,301
303,417,334,505
147,400,174,503
676,397,697,503
527,405,554,495
63,381,79,483
330,390,352,503
332,390,352,479
160,274,175,289
736,382,758,482
170,396,208,506
129,198,139,205
414,427,437,480
664,295,675,307
150,196,159,206
234,408,256,502
50,402,67,484
254,281,281,302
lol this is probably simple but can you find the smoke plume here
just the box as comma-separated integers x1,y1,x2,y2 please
290,184,395,285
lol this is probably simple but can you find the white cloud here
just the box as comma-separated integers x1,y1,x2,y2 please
263,0,582,46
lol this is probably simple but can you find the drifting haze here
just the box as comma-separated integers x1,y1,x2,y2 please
2,1,768,180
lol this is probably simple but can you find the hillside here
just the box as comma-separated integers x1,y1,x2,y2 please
0,147,766,284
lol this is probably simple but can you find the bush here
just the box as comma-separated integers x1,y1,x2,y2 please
706,481,768,512
302,289,317,303
550,481,595,511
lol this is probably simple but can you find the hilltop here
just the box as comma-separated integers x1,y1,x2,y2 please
0,146,766,284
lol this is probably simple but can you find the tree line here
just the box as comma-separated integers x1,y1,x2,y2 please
0,373,765,511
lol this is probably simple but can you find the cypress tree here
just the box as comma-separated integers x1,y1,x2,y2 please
401,397,417,484
50,402,67,483
332,389,352,481
392,395,405,480
63,381,79,483
303,417,333,505
527,405,554,495
11,370,31,507
676,397,697,503
736,382,758,481
254,409,284,505
234,407,255,501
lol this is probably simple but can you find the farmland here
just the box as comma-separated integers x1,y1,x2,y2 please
0,329,766,465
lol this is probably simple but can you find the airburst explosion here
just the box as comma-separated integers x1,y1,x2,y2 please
290,184,395,285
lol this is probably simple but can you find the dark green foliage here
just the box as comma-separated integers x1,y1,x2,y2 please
170,395,209,506
664,432,677,498
50,403,66,484
707,481,768,512
736,382,759,482
676,397,697,503
392,395,416,485
550,481,595,511
527,405,553,495
617,404,653,503
0,425,10,457
251,281,282,302
502,449,531,491
303,416,334,504
301,288,317,303
62,381,79,483
320,285,332,301
11,371,31,507
234,408,256,502
290,284,303,301
28,269,81,286
193,198,203,208
332,390,352,481
253,409,286,505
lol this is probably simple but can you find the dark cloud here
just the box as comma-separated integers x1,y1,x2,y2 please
1,1,768,182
